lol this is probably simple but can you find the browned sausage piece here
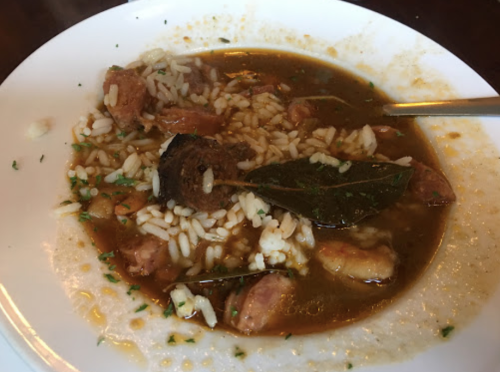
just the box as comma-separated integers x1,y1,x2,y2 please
371,125,400,140
158,134,254,212
155,107,224,136
119,235,169,276
409,159,456,206
223,274,294,334
103,68,148,131
287,99,315,125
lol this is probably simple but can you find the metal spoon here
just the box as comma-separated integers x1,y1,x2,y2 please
383,96,500,116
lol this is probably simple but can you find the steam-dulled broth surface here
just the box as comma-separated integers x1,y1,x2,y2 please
73,49,450,335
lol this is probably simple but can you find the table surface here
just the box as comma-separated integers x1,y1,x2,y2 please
0,0,499,371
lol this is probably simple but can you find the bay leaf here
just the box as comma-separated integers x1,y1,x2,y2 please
163,268,287,292
243,158,414,228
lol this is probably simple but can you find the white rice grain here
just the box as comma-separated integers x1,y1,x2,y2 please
54,202,81,217
142,222,170,241
108,84,118,107
178,232,190,257
202,168,214,194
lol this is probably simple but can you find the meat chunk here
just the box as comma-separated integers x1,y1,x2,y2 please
114,191,148,215
239,85,276,98
409,160,456,206
155,107,224,136
316,241,397,281
371,125,400,140
119,235,168,276
158,134,254,212
103,68,148,130
87,195,115,219
287,99,315,125
224,274,294,334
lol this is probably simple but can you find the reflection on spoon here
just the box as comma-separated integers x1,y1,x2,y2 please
383,96,500,116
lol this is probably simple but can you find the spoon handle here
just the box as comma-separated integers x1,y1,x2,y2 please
383,96,500,116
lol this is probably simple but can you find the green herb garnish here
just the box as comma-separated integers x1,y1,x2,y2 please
185,338,195,343
98,251,115,261
168,335,175,344
441,325,455,338
178,301,186,308
135,304,148,313
163,303,174,318
127,284,141,295
12,160,18,170
231,306,238,317
79,212,92,222
285,333,292,340
219,37,230,43
104,273,119,283
72,144,82,152
115,174,136,187
40,155,45,163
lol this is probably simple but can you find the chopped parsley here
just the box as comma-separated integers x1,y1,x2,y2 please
167,335,176,344
109,65,123,71
257,209,265,215
178,301,186,308
234,347,245,358
285,333,292,340
98,251,115,261
113,152,119,158
345,192,353,197
396,131,405,137
97,336,105,346
230,306,238,317
441,325,455,338
127,284,141,295
103,273,120,283
369,81,375,89
316,164,325,172
80,142,92,148
95,174,102,186
115,174,136,186
190,128,198,138
164,20,167,25
121,203,131,210
432,191,441,198
80,189,91,201
71,144,82,152
121,219,128,225
347,362,353,369
60,200,73,205
115,44,119,48
78,212,92,222
101,192,111,199
219,37,230,43
108,264,116,271
11,160,18,170
69,176,77,189
336,140,343,148
147,194,154,202
163,303,174,318
287,268,295,279
135,304,149,313
117,131,127,138
40,155,45,163
157,70,166,75
112,191,124,196
78,83,82,87
185,338,195,343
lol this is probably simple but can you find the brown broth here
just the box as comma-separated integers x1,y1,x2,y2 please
77,49,449,336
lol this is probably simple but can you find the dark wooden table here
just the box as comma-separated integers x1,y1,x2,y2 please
1,0,499,93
